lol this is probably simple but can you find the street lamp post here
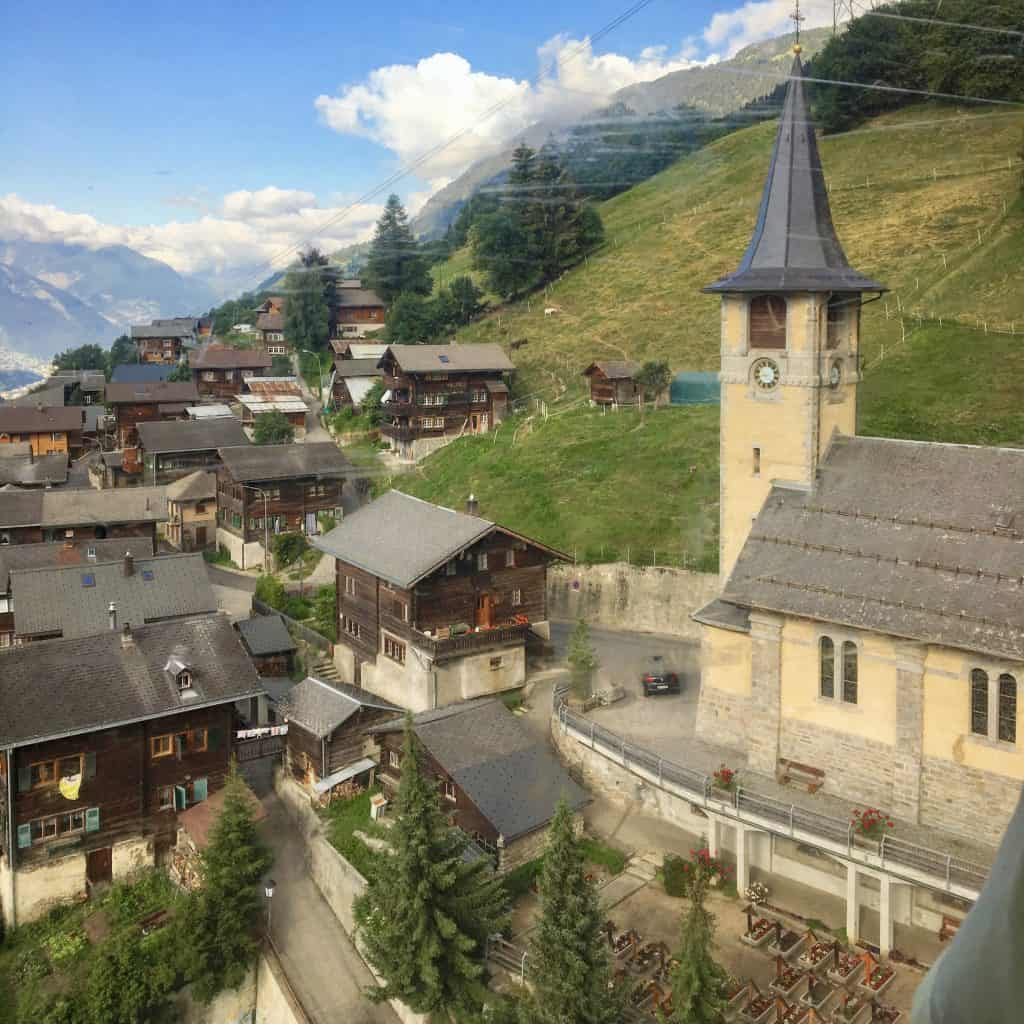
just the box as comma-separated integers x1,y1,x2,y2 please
264,878,276,935
242,484,271,572
302,348,327,409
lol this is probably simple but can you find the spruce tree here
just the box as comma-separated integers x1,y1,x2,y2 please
364,194,431,304
354,716,508,1020
284,248,330,353
567,618,599,701
664,876,729,1024
181,763,273,1002
526,800,619,1024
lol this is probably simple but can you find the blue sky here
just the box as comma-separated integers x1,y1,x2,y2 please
1,0,817,285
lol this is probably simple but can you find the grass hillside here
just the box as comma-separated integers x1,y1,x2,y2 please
393,103,1024,567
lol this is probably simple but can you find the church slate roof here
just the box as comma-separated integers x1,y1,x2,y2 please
720,435,1024,661
704,55,885,295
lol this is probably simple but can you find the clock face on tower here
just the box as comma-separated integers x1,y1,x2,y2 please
751,357,780,391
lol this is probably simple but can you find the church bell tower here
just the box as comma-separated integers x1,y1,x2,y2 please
704,52,886,580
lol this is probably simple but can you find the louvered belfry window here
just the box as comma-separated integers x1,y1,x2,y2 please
749,295,787,349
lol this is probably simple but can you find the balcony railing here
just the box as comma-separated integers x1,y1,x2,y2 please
412,622,532,660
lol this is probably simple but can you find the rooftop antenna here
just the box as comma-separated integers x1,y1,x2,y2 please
792,0,806,53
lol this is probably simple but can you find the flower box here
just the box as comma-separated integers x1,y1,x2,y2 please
850,807,895,840
769,956,808,1000
826,947,864,986
857,962,895,997
828,992,872,1024
799,976,837,1012
726,978,750,1010
768,923,807,961
713,763,737,792
778,1001,810,1024
798,939,837,974
739,992,775,1024
871,1006,902,1023
741,915,775,948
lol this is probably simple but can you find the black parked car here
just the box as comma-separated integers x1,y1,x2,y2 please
641,656,681,697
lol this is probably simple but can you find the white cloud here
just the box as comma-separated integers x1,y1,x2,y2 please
315,36,706,181
0,192,384,294
704,0,838,58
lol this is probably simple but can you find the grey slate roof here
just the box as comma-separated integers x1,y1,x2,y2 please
110,364,174,384
11,552,217,640
8,384,66,408
165,470,217,503
131,322,194,339
217,443,349,483
137,417,249,454
333,358,382,378
190,342,273,370
40,486,168,527
335,286,385,308
0,538,154,589
281,677,400,738
256,312,284,332
0,489,45,528
313,490,492,588
0,454,69,487
383,344,514,374
722,435,1024,661
0,614,263,747
105,381,200,405
705,56,885,295
375,699,589,840
584,360,640,380
237,613,296,656
0,406,84,434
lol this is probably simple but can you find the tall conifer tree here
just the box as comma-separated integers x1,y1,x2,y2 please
284,248,330,352
364,194,431,304
526,800,620,1024
354,716,508,1020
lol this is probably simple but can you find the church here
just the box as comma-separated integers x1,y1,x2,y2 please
687,50,1023,941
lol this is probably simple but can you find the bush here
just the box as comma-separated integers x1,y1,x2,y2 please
255,574,287,609
502,858,544,900
272,532,308,567
663,854,689,898
579,838,626,875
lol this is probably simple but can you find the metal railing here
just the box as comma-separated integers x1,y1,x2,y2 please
553,690,989,896
412,623,531,659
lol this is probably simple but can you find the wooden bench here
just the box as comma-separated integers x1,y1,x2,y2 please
938,915,961,943
776,758,826,794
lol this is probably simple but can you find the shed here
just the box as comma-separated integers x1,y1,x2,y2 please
669,372,719,406
582,361,640,407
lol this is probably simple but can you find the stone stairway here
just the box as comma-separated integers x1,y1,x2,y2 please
309,654,342,684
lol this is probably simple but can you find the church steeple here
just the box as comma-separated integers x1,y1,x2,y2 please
704,55,886,295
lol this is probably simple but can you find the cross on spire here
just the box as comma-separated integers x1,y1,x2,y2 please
791,0,806,52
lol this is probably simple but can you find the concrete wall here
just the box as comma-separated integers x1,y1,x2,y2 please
9,851,86,925
175,966,256,1024
256,946,310,1024
113,835,154,880
547,563,718,640
217,526,266,571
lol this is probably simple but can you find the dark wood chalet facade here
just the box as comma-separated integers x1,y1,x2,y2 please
0,614,262,927
379,344,513,459
331,281,386,340
215,444,349,570
190,342,273,400
313,490,566,711
105,380,200,448
583,361,641,406
131,320,197,364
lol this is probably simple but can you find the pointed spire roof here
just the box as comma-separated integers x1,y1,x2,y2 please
705,56,885,294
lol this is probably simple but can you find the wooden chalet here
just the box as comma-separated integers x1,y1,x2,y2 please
370,699,587,869
190,341,272,400
214,443,349,570
136,417,249,486
0,613,263,927
165,471,217,551
235,613,297,677
254,296,284,316
236,388,309,437
255,311,287,353
105,380,200,448
0,538,155,648
312,490,566,711
131,319,196,364
379,344,513,460
331,280,386,339
280,677,399,794
0,405,85,458
583,360,641,407
330,358,381,410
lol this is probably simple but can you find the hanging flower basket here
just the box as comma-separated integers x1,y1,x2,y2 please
850,807,895,839
713,763,736,792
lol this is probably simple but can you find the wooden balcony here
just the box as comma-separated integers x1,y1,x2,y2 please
411,622,532,662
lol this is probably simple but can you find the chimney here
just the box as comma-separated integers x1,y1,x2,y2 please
121,622,133,647
123,552,134,577
109,602,117,631
466,493,479,517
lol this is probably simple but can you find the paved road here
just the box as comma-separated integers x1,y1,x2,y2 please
205,563,258,591
260,793,398,1024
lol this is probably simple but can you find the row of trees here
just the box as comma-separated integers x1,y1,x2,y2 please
357,715,731,1022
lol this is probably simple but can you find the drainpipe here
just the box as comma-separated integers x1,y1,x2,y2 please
4,746,16,931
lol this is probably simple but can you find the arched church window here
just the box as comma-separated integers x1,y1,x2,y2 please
749,296,787,349
826,295,847,350
819,637,834,698
841,641,858,704
998,673,1017,743
970,669,989,736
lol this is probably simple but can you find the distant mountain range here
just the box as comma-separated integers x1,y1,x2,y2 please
412,27,832,239
0,239,217,364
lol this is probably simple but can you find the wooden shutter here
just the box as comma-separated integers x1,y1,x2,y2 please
193,777,208,803
85,807,100,833
17,823,32,848
84,752,97,779
749,296,787,349
174,786,187,811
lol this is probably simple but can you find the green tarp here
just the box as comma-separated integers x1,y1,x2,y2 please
669,372,719,406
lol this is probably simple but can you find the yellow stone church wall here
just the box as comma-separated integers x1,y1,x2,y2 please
701,624,751,696
779,618,898,747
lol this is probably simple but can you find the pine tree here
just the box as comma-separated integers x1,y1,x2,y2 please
567,618,599,701
354,716,508,1020
526,800,619,1024
664,876,729,1024
180,763,273,1003
364,194,431,304
284,248,330,353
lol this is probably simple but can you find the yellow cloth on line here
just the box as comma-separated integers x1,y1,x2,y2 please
59,773,82,801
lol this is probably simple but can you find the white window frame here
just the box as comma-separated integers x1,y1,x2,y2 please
817,632,859,706
504,549,515,568
511,589,522,607
476,552,488,572
441,779,457,802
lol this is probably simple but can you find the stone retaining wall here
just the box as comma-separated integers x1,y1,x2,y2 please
547,563,717,639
